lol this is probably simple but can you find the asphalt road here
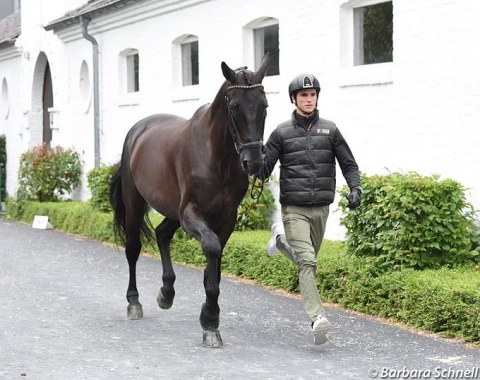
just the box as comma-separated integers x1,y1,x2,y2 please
1,219,479,380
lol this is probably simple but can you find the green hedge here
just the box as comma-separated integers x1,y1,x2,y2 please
6,200,480,343
339,172,479,270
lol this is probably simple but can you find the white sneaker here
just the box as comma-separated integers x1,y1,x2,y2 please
312,316,331,345
267,221,284,256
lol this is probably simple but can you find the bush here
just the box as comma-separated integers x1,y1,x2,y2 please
339,172,479,270
0,134,5,163
236,177,275,231
87,165,117,212
17,144,82,202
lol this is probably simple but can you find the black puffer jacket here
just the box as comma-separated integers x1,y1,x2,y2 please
259,110,361,206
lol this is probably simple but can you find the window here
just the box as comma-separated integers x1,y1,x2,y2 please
181,36,199,86
339,0,393,86
126,53,140,92
1,78,9,119
79,61,91,112
253,20,279,76
119,49,140,98
354,1,393,65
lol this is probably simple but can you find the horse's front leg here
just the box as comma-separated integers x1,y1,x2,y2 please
181,204,223,348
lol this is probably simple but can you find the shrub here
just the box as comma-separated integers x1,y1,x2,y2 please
339,172,479,270
236,177,275,231
17,144,82,202
0,134,5,162
87,165,116,212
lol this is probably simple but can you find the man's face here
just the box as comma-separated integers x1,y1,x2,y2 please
293,89,317,116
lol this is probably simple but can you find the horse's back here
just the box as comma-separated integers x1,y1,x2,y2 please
126,114,186,150
124,113,196,219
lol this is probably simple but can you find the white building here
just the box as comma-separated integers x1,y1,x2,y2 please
0,0,479,238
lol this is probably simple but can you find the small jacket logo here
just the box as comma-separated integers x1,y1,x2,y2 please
317,128,330,134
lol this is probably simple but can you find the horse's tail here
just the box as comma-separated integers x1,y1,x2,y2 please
109,163,127,246
109,159,154,246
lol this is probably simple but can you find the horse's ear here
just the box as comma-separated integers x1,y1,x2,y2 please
221,61,236,84
257,53,270,81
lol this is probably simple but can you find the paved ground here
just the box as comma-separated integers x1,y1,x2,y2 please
0,219,478,380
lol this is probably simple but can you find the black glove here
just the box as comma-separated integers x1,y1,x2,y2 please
348,187,362,210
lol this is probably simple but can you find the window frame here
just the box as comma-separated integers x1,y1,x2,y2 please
243,17,280,78
1,77,9,119
79,60,91,113
339,0,394,87
180,36,199,87
126,52,140,93
353,1,393,66
253,21,279,77
118,48,140,96
117,48,140,107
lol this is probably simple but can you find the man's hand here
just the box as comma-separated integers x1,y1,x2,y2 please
348,187,362,210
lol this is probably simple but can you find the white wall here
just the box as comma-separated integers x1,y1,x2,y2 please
1,0,479,239
0,49,23,195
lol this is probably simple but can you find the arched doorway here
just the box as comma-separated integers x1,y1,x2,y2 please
42,62,53,146
30,52,54,147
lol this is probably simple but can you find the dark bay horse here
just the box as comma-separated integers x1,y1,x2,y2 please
109,55,270,347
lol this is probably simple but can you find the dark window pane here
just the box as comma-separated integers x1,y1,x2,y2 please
362,2,393,64
191,40,199,85
133,53,139,92
263,24,279,76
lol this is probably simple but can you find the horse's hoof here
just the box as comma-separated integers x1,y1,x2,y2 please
157,290,173,310
127,304,143,320
202,330,223,348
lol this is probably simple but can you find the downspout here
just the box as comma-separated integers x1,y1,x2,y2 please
80,16,100,168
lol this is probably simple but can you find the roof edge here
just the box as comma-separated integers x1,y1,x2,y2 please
44,0,135,31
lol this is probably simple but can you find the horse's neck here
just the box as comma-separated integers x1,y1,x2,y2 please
205,85,236,157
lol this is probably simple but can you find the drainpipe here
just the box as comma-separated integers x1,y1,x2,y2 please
80,16,100,168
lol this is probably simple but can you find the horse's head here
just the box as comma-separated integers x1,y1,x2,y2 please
221,54,270,175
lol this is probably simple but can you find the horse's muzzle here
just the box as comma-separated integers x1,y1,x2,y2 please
239,142,265,175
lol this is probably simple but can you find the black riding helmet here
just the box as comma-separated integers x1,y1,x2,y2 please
288,73,321,103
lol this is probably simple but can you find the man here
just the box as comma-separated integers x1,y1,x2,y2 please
258,73,362,344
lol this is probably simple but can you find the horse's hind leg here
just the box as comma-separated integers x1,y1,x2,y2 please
124,202,146,320
155,218,180,309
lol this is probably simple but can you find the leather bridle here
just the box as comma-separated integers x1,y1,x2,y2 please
224,83,265,154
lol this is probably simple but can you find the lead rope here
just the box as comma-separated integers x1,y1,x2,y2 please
237,175,269,228
250,172,268,200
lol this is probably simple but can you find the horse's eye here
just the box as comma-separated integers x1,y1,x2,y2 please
230,103,239,113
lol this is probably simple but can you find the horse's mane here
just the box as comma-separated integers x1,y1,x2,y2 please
191,103,210,119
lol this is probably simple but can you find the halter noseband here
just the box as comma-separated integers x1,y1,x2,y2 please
224,83,265,154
